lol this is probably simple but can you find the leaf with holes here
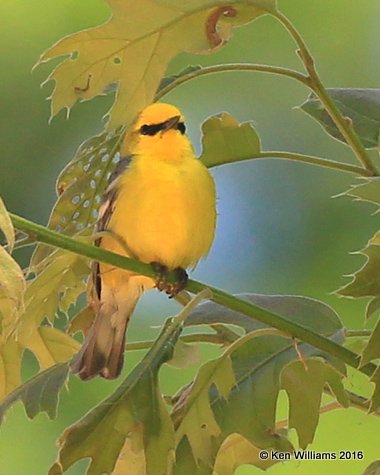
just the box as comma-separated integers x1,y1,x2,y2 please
0,363,69,425
50,318,182,475
174,299,345,469
31,130,124,267
0,336,23,399
300,89,380,148
0,196,14,251
338,231,380,298
11,250,89,341
37,0,277,129
199,113,261,168
281,358,349,448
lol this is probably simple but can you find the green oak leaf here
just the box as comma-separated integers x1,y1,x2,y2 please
10,250,89,349
341,178,380,210
0,363,69,424
212,433,278,474
200,113,261,168
281,358,349,448
338,231,380,298
175,356,236,464
36,0,276,129
174,294,345,470
300,88,380,148
50,318,182,475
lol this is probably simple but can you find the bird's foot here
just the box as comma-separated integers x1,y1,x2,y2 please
151,262,188,298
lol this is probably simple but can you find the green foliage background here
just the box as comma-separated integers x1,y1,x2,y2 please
0,0,379,473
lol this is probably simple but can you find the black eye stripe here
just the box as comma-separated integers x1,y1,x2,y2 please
139,121,186,136
140,124,163,135
177,122,186,134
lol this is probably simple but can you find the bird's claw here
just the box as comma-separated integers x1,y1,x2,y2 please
151,262,188,298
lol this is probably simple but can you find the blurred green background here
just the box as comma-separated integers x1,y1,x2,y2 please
1,0,379,473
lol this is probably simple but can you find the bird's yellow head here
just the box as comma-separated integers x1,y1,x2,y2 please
125,103,193,160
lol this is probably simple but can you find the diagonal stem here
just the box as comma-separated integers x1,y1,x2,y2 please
10,212,379,381
273,10,378,176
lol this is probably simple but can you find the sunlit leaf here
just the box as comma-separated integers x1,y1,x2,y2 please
338,231,380,298
362,460,380,475
360,317,380,367
200,113,261,168
37,0,276,129
212,433,277,475
0,363,69,424
67,305,95,336
300,89,380,148
0,247,26,333
0,196,14,251
50,318,182,475
14,250,89,341
31,131,123,266
281,358,349,448
0,336,23,399
175,356,236,464
112,436,146,475
175,299,345,469
166,339,200,369
22,327,80,370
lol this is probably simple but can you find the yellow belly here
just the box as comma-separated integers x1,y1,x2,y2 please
102,153,216,270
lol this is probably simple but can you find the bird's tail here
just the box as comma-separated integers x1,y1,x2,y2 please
70,283,141,380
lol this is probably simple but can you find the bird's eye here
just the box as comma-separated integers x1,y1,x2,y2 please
140,124,160,136
177,122,186,134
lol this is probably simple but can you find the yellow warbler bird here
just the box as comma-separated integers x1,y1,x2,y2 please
71,103,217,380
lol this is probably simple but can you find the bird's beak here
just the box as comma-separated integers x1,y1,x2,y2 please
162,115,180,132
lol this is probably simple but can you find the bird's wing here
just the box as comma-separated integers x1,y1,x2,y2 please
92,156,132,299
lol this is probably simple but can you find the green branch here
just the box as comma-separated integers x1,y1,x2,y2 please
154,62,371,178
236,151,370,176
273,11,378,176
156,62,309,102
10,212,379,380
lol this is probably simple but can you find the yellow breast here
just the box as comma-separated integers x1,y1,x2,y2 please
104,150,216,270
